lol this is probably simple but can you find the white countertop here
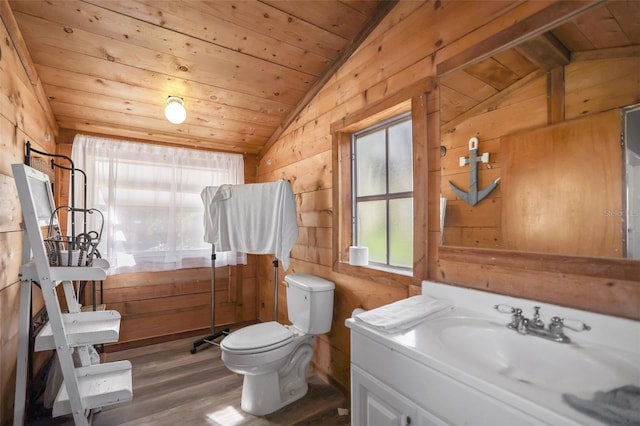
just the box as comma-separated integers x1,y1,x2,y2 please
346,281,640,426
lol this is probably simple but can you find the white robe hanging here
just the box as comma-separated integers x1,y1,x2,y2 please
201,181,298,270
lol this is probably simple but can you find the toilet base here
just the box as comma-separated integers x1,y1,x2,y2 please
239,341,314,416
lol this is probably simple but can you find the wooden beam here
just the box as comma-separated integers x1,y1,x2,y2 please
515,32,570,71
260,0,399,157
547,66,565,124
436,0,605,77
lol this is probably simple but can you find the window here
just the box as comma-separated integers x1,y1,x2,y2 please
352,113,413,269
71,135,245,273
332,84,430,285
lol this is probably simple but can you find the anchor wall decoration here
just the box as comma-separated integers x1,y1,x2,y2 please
449,136,501,206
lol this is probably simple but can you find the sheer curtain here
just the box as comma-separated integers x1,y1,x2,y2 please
71,134,245,274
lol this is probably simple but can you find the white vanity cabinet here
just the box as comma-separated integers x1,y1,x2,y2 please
352,365,443,426
348,328,539,426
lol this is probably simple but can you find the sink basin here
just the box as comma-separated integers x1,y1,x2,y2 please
425,316,640,394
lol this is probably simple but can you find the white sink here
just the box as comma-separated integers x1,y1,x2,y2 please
349,282,640,425
425,316,640,394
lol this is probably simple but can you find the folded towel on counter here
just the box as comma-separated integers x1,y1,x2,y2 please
354,295,453,333
563,385,640,426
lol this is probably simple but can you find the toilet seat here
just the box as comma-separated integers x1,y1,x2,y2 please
222,322,294,354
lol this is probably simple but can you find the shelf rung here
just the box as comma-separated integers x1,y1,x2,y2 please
35,310,121,351
50,266,107,282
52,361,133,418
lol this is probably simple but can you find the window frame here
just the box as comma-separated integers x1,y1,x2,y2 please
332,79,431,287
352,112,414,271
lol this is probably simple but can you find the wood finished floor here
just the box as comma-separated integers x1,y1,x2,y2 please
28,335,349,426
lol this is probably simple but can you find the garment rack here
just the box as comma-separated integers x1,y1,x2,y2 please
190,246,229,353
191,180,296,354
190,248,280,354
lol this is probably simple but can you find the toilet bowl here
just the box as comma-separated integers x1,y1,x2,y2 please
220,273,335,416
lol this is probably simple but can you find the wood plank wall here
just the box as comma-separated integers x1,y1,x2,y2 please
1,1,639,422
257,0,640,394
0,2,57,423
55,129,260,351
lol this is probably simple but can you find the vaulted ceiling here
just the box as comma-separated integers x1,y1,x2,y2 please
7,1,640,155
8,0,392,154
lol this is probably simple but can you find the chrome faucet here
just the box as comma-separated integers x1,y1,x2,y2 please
494,304,591,344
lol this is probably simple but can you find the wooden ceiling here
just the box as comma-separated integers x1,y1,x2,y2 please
7,1,639,155
8,0,392,154
439,1,640,126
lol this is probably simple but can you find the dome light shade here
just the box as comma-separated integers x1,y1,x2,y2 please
165,96,186,124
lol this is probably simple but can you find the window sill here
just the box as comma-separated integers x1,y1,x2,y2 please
335,261,413,288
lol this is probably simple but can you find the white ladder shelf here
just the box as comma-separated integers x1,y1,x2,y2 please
12,163,132,426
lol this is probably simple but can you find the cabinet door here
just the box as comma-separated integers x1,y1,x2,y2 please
352,365,418,426
417,407,449,426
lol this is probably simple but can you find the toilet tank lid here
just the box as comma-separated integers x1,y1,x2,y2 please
285,273,335,292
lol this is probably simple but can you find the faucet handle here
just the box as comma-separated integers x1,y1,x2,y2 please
494,304,523,329
530,306,545,328
494,304,516,314
493,304,522,318
549,316,591,333
561,317,591,332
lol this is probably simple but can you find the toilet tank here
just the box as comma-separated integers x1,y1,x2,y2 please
284,273,335,335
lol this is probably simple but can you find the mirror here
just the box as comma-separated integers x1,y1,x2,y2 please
625,106,640,258
439,2,640,259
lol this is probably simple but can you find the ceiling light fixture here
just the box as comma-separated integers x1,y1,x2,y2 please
165,96,186,124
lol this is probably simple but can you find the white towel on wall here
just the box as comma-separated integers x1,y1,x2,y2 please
354,295,453,333
202,181,298,270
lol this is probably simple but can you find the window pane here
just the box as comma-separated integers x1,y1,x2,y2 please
389,198,413,268
356,200,387,264
388,120,413,193
356,130,386,196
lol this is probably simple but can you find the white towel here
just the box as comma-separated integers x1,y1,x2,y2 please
201,181,298,270
354,295,453,333
201,186,227,244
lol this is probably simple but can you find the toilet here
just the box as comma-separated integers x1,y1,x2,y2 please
220,273,335,416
